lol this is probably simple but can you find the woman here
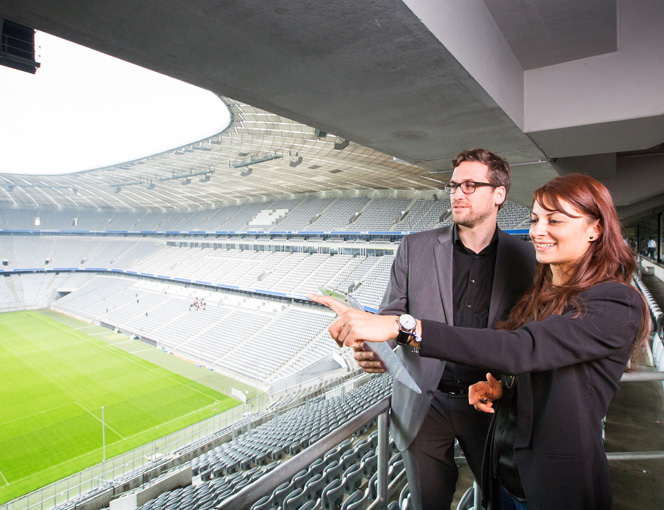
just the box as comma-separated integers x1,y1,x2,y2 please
310,174,649,510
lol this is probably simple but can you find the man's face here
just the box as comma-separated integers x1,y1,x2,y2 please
449,161,504,228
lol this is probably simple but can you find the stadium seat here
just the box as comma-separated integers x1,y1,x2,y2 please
338,438,354,455
399,483,411,509
282,488,307,510
367,473,378,500
292,468,309,489
353,437,372,459
342,463,363,493
250,494,274,510
360,450,377,478
323,459,342,484
340,489,369,510
307,457,326,478
324,446,342,465
272,481,293,507
341,449,358,470
321,479,345,510
304,472,326,502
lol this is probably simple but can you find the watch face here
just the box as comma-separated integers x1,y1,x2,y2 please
399,314,416,330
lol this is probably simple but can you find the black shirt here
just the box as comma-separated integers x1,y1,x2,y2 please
439,225,498,389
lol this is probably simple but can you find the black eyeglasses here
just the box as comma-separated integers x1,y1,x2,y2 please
443,181,498,195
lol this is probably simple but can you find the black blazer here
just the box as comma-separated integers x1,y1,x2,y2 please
418,282,643,510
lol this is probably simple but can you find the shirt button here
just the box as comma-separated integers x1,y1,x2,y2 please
426,390,434,396
471,279,475,284
467,304,472,308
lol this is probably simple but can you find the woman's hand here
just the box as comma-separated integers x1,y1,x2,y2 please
307,293,399,349
468,373,503,413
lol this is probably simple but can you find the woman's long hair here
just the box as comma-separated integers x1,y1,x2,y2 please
499,174,650,354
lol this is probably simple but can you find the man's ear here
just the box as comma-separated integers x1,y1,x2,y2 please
494,186,506,207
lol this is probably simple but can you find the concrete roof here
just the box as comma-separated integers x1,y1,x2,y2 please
1,0,663,224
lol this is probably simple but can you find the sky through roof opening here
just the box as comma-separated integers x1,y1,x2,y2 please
0,31,231,175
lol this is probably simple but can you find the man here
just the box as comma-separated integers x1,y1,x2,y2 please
647,237,656,259
353,149,535,509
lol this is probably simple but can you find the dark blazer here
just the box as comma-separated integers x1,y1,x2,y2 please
379,225,535,451
418,282,643,510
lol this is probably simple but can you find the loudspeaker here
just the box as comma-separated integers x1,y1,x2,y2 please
0,19,40,74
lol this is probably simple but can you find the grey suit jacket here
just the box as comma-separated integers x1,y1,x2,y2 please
379,225,535,451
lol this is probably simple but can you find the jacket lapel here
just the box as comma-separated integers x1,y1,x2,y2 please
434,227,454,326
488,228,508,327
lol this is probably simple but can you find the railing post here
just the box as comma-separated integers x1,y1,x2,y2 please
376,409,389,509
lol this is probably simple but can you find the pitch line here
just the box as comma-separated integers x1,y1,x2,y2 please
0,403,74,428
75,402,126,440
0,469,8,486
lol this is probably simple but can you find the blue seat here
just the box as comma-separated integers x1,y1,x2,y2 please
321,479,345,510
298,501,317,510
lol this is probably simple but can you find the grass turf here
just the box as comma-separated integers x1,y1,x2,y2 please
0,310,240,504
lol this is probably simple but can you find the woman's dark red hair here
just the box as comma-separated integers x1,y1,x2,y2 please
500,174,650,354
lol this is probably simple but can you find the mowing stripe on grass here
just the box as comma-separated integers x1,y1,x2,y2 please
26,311,222,402
0,310,239,504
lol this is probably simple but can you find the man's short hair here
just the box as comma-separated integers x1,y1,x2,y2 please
452,148,511,194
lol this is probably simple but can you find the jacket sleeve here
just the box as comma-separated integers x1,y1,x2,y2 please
419,282,642,374
378,235,410,316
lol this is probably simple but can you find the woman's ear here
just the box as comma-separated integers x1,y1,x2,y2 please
589,220,602,242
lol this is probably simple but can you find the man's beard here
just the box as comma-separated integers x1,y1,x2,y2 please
452,206,493,228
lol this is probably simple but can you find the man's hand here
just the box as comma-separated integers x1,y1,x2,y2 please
353,342,387,373
468,373,503,413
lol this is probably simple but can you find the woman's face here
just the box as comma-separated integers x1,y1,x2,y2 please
529,198,600,284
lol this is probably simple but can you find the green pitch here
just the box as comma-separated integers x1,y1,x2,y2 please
0,310,240,504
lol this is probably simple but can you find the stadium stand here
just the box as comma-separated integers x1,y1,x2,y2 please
0,198,536,509
0,196,530,234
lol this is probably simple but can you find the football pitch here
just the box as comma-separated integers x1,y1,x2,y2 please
0,310,240,504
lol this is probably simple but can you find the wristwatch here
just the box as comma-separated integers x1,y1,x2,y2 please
395,314,421,346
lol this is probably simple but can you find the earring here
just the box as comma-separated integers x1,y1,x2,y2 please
589,235,594,240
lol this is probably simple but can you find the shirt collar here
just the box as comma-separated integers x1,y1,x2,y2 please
453,223,499,255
